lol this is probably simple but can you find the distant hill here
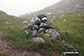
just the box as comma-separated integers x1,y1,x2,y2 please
20,0,84,18
0,10,29,31
0,10,20,23
37,0,84,14
0,11,8,16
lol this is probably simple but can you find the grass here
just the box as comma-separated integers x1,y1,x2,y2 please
1,12,84,56
2,28,65,56
48,12,84,56
0,54,8,56
0,11,29,31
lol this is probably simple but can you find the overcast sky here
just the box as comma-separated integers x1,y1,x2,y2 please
0,0,61,16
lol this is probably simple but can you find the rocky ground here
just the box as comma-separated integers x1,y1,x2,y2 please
0,32,44,56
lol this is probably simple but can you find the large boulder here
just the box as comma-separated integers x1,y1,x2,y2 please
32,37,45,43
47,29,60,39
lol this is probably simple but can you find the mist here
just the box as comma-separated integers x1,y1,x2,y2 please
0,0,61,16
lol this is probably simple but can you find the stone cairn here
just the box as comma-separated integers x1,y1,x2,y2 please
25,15,60,43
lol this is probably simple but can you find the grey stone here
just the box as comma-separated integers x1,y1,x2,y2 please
32,30,38,36
64,44,77,52
32,37,45,43
48,29,60,39
38,28,44,33
40,23,48,27
24,30,29,34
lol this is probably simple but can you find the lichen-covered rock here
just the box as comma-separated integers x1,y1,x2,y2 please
32,37,45,43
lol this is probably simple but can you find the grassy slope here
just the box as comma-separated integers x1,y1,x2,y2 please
2,12,84,56
0,11,29,31
48,12,84,55
0,54,8,56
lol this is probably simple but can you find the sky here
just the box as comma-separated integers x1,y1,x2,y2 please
0,0,61,16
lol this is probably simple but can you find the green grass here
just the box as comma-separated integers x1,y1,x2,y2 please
48,12,84,56
0,11,29,31
2,12,84,56
0,54,8,56
2,28,65,56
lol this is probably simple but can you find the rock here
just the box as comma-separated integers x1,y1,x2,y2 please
32,37,45,43
64,44,77,52
32,30,38,36
61,14,64,17
78,14,80,16
38,28,44,33
40,19,52,27
23,21,27,24
48,29,60,39
45,33,50,37
64,19,66,22
28,23,35,30
24,30,29,34
5,21,9,24
40,23,48,27
47,12,52,15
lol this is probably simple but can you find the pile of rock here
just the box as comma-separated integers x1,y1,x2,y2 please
25,15,60,43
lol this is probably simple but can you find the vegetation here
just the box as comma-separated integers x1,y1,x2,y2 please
48,12,84,56
1,12,84,56
0,11,29,31
3,29,65,56
0,54,8,56
0,0,84,56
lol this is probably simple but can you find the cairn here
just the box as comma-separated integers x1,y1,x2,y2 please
25,15,60,43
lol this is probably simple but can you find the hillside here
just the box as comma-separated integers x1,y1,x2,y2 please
38,0,84,14
0,10,29,31
0,0,84,56
20,0,84,18
0,11,8,16
2,12,84,56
